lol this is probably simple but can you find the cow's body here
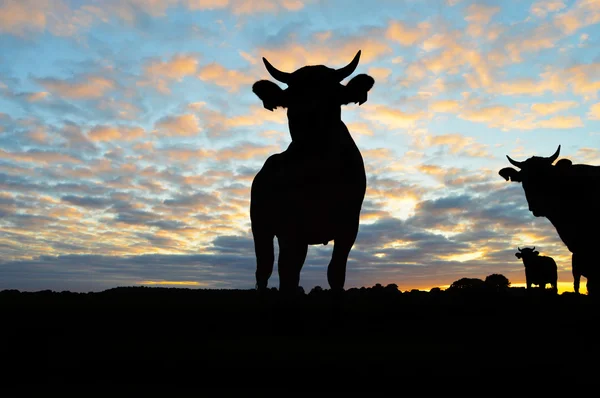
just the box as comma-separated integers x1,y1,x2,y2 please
251,51,374,293
515,247,558,292
499,146,600,295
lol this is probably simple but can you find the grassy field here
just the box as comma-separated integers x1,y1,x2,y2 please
2,286,599,388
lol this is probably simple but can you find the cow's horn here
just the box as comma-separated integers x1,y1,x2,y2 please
547,145,561,164
506,155,524,169
262,57,291,84
532,246,535,251
518,247,522,251
335,50,361,82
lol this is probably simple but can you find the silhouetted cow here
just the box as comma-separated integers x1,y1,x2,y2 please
515,247,558,292
251,51,374,293
499,145,600,295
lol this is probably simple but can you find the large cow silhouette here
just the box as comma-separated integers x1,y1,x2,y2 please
251,51,374,293
499,145,600,295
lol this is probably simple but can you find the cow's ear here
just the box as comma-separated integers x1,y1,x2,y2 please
515,253,521,259
534,251,539,255
252,80,286,111
555,158,572,169
499,167,522,182
341,74,375,106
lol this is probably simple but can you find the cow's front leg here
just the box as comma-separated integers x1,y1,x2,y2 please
277,237,307,294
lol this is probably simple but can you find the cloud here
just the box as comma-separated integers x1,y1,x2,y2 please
531,1,566,18
553,0,600,35
88,125,146,142
197,63,255,92
588,102,600,120
413,133,492,158
139,54,199,94
36,75,116,100
154,114,201,136
0,149,82,165
530,101,578,115
0,0,50,37
360,104,426,130
464,4,500,37
430,100,461,113
385,21,430,46
254,37,392,73
214,141,280,161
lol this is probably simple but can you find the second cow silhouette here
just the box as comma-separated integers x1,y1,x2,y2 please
250,50,375,293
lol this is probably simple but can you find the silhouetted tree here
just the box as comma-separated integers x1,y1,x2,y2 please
448,277,485,291
485,274,511,291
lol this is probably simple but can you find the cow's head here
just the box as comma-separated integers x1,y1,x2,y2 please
252,50,375,143
499,145,572,217
515,246,539,262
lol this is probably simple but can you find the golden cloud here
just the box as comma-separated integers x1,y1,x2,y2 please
255,38,391,73
0,149,82,164
197,63,255,92
386,21,430,46
588,102,600,120
88,125,146,142
140,54,199,94
360,104,426,129
26,92,50,102
155,114,201,136
214,142,280,161
531,0,566,18
367,67,392,81
530,101,578,115
430,100,461,113
37,75,116,99
553,0,600,35
0,0,48,36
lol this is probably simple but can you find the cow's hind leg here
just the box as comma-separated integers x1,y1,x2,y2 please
277,238,308,294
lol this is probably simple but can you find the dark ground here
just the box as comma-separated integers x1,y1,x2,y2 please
1,286,599,389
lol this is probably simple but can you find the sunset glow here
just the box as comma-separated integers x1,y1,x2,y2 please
1,0,599,293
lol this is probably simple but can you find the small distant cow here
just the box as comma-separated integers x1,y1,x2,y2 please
515,247,558,292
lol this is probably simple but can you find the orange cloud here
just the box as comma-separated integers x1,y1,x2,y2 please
140,54,199,94
360,104,426,129
553,0,600,35
155,114,201,136
0,0,48,36
197,63,255,92
26,92,50,102
367,67,392,81
37,75,116,99
465,4,500,37
459,105,517,124
530,101,578,115
430,100,461,113
413,133,492,158
386,21,430,46
588,102,600,120
0,149,81,165
214,142,280,161
88,125,145,142
254,38,391,73
531,0,566,18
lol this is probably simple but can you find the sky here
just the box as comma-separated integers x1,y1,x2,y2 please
0,0,599,294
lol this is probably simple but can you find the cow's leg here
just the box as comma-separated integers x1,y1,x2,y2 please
539,282,545,290
572,253,580,294
277,238,308,294
327,220,359,292
253,228,274,291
